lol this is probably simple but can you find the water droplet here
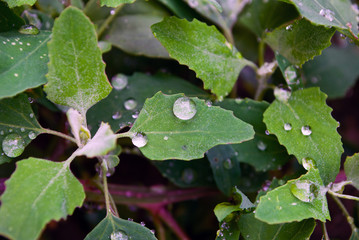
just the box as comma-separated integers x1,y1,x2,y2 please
110,9,116,15
112,74,128,90
223,158,233,169
173,97,197,120
265,130,270,135
290,180,318,202
301,126,312,136
2,133,26,158
8,129,13,133
319,8,335,22
14,73,18,77
20,128,25,132
163,136,169,141
205,100,212,107
284,123,292,131
257,141,267,151
110,230,129,240
112,111,122,120
124,98,137,110
150,229,155,234
181,168,195,184
0,131,4,135
29,113,34,118
140,221,145,226
132,111,139,119
28,131,36,140
18,24,40,35
131,132,148,148
11,42,16,45
127,218,133,221
274,86,291,102
284,66,297,85
302,157,315,170
286,24,293,31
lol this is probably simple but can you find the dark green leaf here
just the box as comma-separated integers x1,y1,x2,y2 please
344,153,359,190
4,0,36,8
0,2,25,32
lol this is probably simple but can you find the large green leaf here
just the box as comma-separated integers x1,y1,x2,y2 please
151,16,250,99
255,168,330,223
4,0,36,8
100,0,135,7
44,7,112,117
0,1,25,32
129,92,254,160
344,153,359,190
303,45,359,99
265,18,335,66
0,157,85,240
85,213,157,240
263,87,343,185
0,94,43,164
238,213,316,240
87,72,208,135
0,31,50,99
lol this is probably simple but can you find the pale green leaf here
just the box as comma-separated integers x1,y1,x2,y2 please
85,213,157,240
44,7,112,117
0,94,43,164
255,168,330,223
263,87,343,185
0,157,85,240
4,0,36,8
129,92,254,160
265,18,335,66
344,153,359,190
0,31,50,99
151,16,251,99
100,0,135,7
238,213,316,240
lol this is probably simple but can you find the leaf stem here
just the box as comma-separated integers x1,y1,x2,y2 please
116,131,133,139
322,222,330,240
101,161,119,217
258,40,265,67
42,128,77,144
97,5,124,39
152,212,166,240
328,190,359,201
329,192,357,232
222,26,234,45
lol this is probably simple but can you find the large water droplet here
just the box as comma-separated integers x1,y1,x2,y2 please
124,98,137,110
110,230,129,240
2,133,26,157
290,180,318,202
301,126,312,136
181,168,195,184
112,74,128,90
284,66,297,85
28,131,36,140
18,24,39,35
112,111,122,120
173,97,197,120
274,87,291,102
131,132,148,148
319,8,335,22
302,157,316,170
257,141,267,151
284,123,292,131
223,158,233,169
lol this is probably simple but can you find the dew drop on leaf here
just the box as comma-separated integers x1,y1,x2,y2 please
286,24,293,31
284,123,292,131
112,74,128,90
20,127,25,132
2,133,26,157
112,111,122,120
28,131,36,140
131,132,148,148
140,221,145,226
284,66,297,85
302,157,316,170
173,97,197,120
290,180,318,202
301,126,312,136
131,111,139,119
163,136,169,141
223,158,233,169
181,168,195,184
274,86,291,102
110,230,129,240
319,8,335,22
29,113,34,118
124,98,137,110
257,141,267,151
18,24,40,35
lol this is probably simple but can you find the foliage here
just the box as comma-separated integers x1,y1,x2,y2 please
0,0,359,239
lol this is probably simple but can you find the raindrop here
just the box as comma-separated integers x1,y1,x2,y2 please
20,128,25,132
8,129,13,133
127,218,133,221
14,73,19,77
286,24,293,31
112,111,122,120
110,9,116,15
112,74,128,90
274,86,291,102
301,126,312,136
181,168,195,184
163,136,169,141
11,42,16,45
284,123,292,131
257,141,267,151
124,98,137,110
150,230,155,234
223,158,233,169
290,180,318,202
319,8,335,22
205,100,212,107
28,131,36,140
265,130,270,135
302,157,315,170
110,230,129,240
132,111,139,119
18,24,40,35
140,221,145,226
29,113,34,118
284,66,297,85
2,133,26,158
173,97,197,120
131,132,148,148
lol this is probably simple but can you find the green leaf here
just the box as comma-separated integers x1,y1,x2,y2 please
87,72,209,135
255,168,330,223
238,213,316,240
85,213,157,240
302,45,359,99
129,92,254,160
344,153,359,190
156,0,197,20
288,0,359,39
0,94,43,164
263,87,343,185
151,16,250,99
0,1,25,32
100,0,135,7
216,216,241,240
44,7,112,117
0,30,50,99
0,157,85,240
3,0,36,8
265,18,335,66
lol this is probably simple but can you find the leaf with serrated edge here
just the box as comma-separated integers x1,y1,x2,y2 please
265,18,335,66
263,87,343,185
255,168,329,224
0,158,85,240
344,153,359,190
100,0,135,7
85,213,157,240
4,0,36,8
0,94,43,164
0,31,50,99
151,16,251,99
44,7,112,117
129,92,254,160
238,213,316,240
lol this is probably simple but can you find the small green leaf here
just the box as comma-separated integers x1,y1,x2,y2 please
129,92,254,160
255,168,329,223
263,87,343,185
0,31,50,99
0,2,25,32
100,0,136,7
344,153,359,190
238,213,316,240
66,108,90,147
44,7,112,117
85,213,157,240
0,157,85,240
152,16,251,99
0,94,43,164
265,18,335,66
4,0,36,8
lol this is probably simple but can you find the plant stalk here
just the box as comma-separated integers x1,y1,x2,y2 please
329,192,357,232
101,162,119,217
328,190,359,201
42,128,77,144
